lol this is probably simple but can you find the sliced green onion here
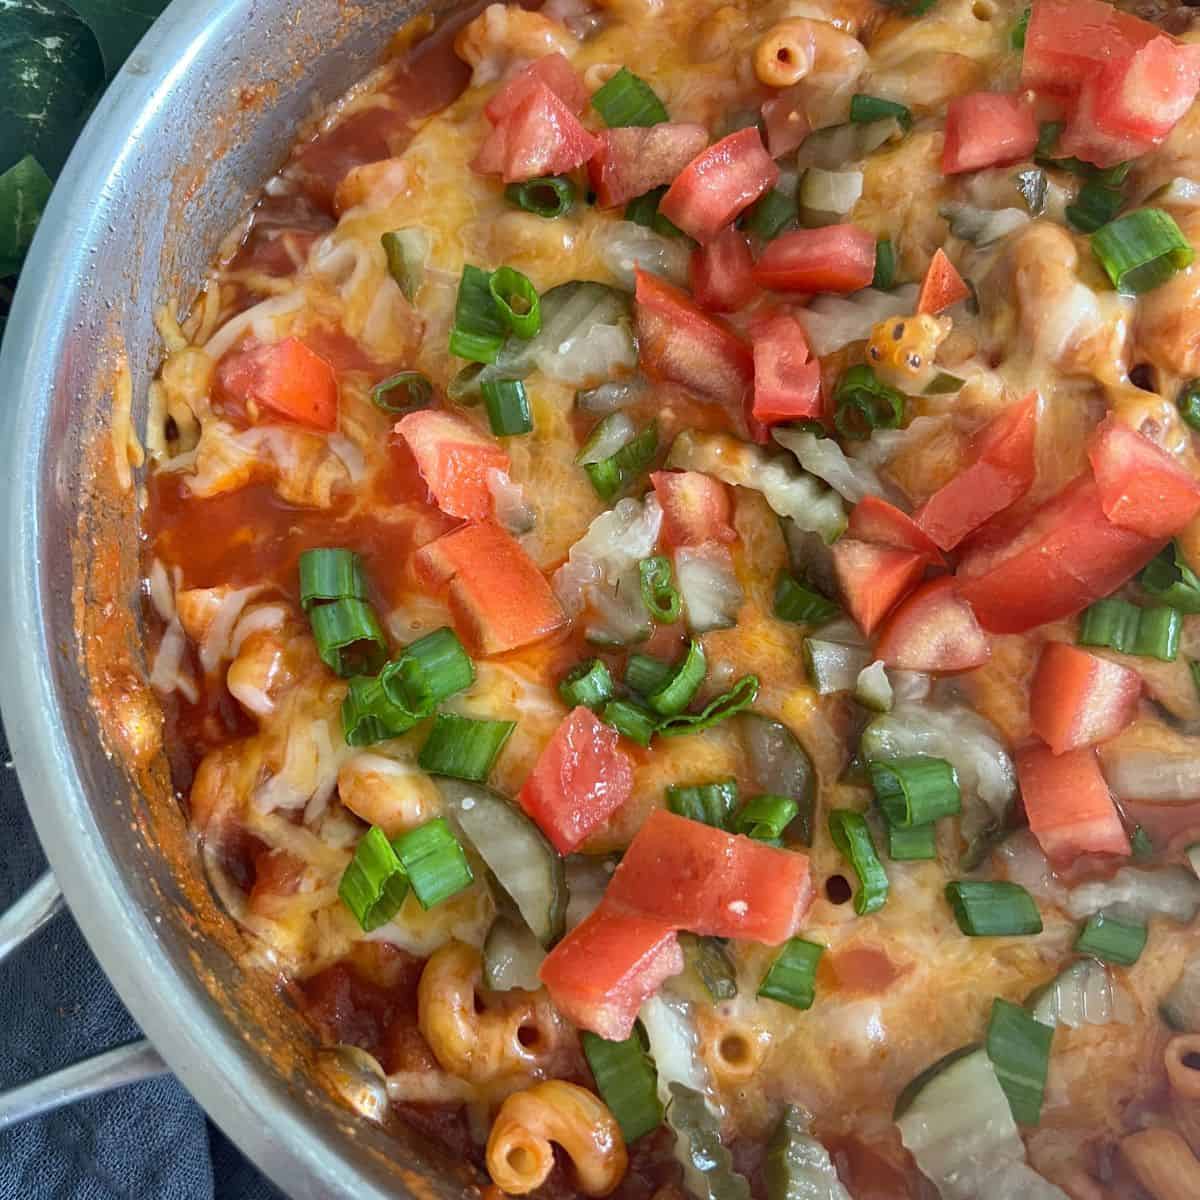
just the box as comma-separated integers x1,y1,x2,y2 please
734,794,799,844
850,94,912,131
658,674,760,737
1066,179,1124,234
886,821,937,861
371,371,433,414
392,817,474,909
380,627,475,712
625,653,676,698
341,675,424,747
591,66,669,127
482,377,533,437
418,712,515,781
645,639,707,716
505,175,575,219
1091,209,1194,294
833,364,905,440
827,809,888,916
639,556,682,624
1178,379,1200,431
1140,542,1200,613
1131,824,1155,859
774,571,839,625
624,187,688,239
1035,121,1063,161
338,826,410,930
584,421,659,501
1074,912,1147,966
925,372,965,395
310,597,388,677
945,880,1043,936
986,997,1052,1125
870,756,961,827
602,698,658,747
381,227,428,301
872,238,896,290
489,266,542,339
1078,597,1181,661
666,778,738,829
559,659,616,711
744,189,796,242
582,1029,663,1142
682,934,738,1001
1010,5,1030,48
449,264,507,363
758,938,824,1009
1191,658,1200,701
299,548,367,611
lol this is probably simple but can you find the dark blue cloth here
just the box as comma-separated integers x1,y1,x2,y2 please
0,720,287,1199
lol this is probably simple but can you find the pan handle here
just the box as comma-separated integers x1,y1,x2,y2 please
0,871,170,1128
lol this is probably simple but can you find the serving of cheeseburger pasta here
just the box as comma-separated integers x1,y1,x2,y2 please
140,0,1200,1194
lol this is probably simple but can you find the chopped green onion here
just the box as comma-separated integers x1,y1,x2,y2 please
945,880,1043,936
584,421,659,501
299,548,367,612
393,818,474,909
925,372,965,395
449,264,507,363
833,364,905,440
758,938,824,1009
381,228,428,301
870,756,961,827
658,674,760,736
886,821,937,861
559,659,616,711
639,556,682,624
418,712,515,781
370,371,433,414
1091,209,1194,294
666,778,738,829
625,653,676,698
827,809,889,915
602,698,658,746
644,639,707,716
1035,121,1063,161
850,94,912,131
1078,597,1181,661
774,571,840,625
1066,179,1124,234
310,597,388,677
505,175,575,219
482,377,533,437
623,187,687,238
1179,380,1200,432
872,238,896,290
1131,824,1154,859
1191,658,1200,701
582,1029,663,1142
489,267,542,339
744,189,796,242
1140,542,1200,612
591,66,669,127
341,675,424,747
734,794,799,844
380,627,475,712
682,934,738,1001
1010,5,1030,48
1074,912,1147,966
986,997,1052,1125
338,826,410,930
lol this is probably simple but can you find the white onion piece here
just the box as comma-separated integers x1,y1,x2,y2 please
805,638,871,694
798,168,863,216
327,433,368,484
1065,866,1200,924
598,220,690,289
1102,750,1200,803
577,413,635,465
795,118,902,169
1029,959,1134,1029
855,660,893,711
675,545,744,633
774,428,900,506
486,468,536,535
576,376,647,414
1154,177,1200,207
994,831,1064,906
940,202,1030,247
890,670,931,703
797,285,919,357
639,994,712,1110
1162,952,1200,1032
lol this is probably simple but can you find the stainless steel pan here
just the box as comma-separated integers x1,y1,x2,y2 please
0,1,479,1195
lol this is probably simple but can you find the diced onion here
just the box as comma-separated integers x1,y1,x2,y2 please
599,221,691,289
940,202,1030,247
675,546,744,633
1029,959,1134,1030
486,468,536,535
798,168,864,218
1102,750,1200,804
1065,866,1200,925
774,427,902,506
797,285,919,357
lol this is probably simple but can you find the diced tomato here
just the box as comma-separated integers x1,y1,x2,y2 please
1056,103,1150,170
914,394,1038,551
634,268,754,407
831,538,927,637
1030,641,1141,755
690,226,758,313
395,410,510,522
484,54,587,123
650,470,736,548
957,474,1165,634
761,88,810,159
751,314,822,426
753,225,877,294
847,496,943,564
941,93,1038,175
605,809,814,945
874,577,990,673
659,128,779,244
1016,743,1132,865
214,338,338,431
538,902,683,1040
517,707,634,854
472,82,600,183
916,249,970,315
1087,416,1200,540
414,522,567,655
589,123,710,209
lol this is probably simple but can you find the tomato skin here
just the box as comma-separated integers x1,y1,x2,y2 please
538,902,683,1040
942,92,1038,175
415,522,567,655
847,496,943,563
752,225,877,294
215,338,339,431
395,410,510,522
484,53,587,123
1030,641,1141,755
659,128,780,244
650,470,736,548
605,809,814,945
1016,744,1132,865
874,577,990,673
589,123,710,209
831,538,927,636
517,707,634,855
472,82,600,182
916,249,970,315
914,394,1038,552
751,314,822,426
690,226,758,313
1087,416,1200,540
761,87,810,158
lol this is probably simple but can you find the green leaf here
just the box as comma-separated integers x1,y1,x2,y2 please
0,154,52,276
66,0,171,78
